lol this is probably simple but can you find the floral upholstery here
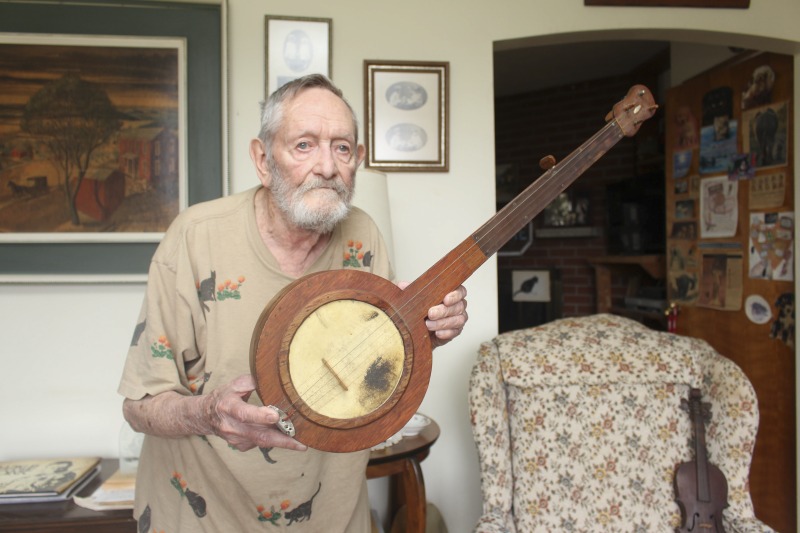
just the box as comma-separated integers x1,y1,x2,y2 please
469,314,773,533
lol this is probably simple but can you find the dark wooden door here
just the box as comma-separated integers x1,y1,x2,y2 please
664,51,796,532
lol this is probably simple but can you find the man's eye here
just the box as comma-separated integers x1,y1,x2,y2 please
335,144,351,154
297,141,310,150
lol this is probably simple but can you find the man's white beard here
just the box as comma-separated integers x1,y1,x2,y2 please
269,161,354,234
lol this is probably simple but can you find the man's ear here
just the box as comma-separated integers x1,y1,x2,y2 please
356,144,366,168
250,138,271,187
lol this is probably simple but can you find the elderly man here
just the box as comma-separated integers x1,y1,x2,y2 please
118,74,468,532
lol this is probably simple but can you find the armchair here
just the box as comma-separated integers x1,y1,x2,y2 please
469,314,773,532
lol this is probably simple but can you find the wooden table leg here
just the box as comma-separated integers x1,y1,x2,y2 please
391,457,426,533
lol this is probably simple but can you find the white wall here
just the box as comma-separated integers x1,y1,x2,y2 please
3,1,799,532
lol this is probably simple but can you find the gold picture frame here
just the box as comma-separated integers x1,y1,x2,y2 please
364,60,449,172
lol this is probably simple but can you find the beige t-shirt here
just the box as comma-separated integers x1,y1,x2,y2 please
119,186,393,532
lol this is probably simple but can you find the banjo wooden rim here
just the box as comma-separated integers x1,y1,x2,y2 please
250,270,433,451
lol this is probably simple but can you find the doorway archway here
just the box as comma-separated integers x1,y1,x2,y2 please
493,27,800,533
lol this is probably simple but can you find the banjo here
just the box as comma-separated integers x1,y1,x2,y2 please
250,85,657,452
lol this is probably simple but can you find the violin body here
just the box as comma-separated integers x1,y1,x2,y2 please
674,459,728,532
674,388,729,532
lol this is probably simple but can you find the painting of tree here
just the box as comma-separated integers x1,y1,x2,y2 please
0,35,182,239
21,74,122,226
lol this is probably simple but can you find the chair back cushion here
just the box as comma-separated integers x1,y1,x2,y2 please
470,314,760,532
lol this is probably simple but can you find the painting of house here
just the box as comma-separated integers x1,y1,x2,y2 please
118,127,178,193
74,168,125,222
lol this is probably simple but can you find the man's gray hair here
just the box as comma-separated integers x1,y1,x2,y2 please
257,74,359,158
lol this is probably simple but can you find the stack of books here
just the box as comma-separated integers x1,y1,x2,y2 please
0,457,101,504
73,467,135,511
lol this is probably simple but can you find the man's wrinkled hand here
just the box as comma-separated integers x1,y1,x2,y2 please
205,374,307,452
398,282,469,348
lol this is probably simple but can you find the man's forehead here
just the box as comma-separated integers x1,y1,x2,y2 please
283,88,355,137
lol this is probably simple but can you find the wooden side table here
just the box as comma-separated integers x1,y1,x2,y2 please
367,417,440,533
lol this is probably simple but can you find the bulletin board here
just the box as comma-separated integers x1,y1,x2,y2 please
664,51,795,532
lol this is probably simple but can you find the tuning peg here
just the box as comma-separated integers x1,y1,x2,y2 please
539,155,557,170
633,105,660,125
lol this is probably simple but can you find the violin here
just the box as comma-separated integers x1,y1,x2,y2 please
674,388,729,532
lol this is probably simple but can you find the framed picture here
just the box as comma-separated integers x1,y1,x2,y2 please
542,192,590,227
511,270,551,302
0,33,187,243
0,0,225,282
265,15,332,98
498,220,533,257
585,0,749,6
364,60,449,172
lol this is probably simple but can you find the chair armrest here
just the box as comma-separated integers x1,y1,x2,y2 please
474,511,517,533
469,341,516,533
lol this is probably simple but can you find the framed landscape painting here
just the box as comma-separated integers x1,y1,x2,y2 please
0,0,225,282
0,33,186,243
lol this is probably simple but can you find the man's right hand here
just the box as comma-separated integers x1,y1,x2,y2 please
123,374,307,452
203,374,307,452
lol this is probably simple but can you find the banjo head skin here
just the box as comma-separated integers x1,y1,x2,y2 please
250,269,431,453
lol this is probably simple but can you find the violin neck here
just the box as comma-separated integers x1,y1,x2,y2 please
691,389,713,502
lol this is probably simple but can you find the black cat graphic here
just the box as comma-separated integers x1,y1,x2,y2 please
285,482,322,525
259,446,277,464
185,487,207,517
197,271,216,312
130,319,146,346
137,505,151,533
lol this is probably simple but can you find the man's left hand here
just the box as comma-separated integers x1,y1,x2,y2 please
398,282,468,348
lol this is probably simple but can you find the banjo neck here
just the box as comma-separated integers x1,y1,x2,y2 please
404,84,657,315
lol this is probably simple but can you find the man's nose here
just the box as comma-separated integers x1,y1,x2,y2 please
313,144,337,178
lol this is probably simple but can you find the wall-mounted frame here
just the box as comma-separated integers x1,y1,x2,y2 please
498,220,533,257
0,0,226,283
585,0,749,7
542,191,590,227
265,15,331,98
364,60,449,172
1,33,187,241
511,269,551,302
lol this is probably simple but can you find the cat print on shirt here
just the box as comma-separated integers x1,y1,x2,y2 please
170,471,207,518
255,482,322,526
197,271,216,312
197,271,247,311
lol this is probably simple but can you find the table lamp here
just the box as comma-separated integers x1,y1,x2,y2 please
350,168,395,267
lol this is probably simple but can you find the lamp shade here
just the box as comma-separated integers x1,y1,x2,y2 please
350,168,395,267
